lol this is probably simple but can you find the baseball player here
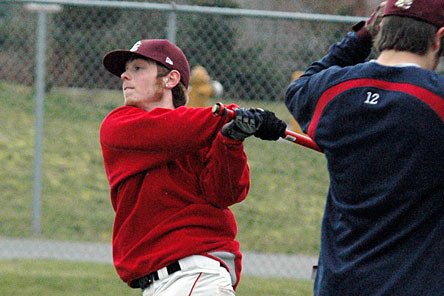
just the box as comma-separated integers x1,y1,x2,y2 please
99,39,286,295
285,0,444,295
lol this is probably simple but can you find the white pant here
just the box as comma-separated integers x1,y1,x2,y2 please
142,255,235,296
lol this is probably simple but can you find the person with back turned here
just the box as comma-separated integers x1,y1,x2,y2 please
285,1,444,295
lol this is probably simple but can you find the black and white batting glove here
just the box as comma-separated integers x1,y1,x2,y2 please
221,108,264,141
254,110,287,141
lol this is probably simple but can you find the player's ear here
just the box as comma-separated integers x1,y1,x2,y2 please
433,27,444,52
164,70,181,89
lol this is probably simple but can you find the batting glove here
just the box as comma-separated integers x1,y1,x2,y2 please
221,108,264,141
353,1,386,39
254,110,287,141
365,1,386,38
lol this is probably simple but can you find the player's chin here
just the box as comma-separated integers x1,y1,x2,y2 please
123,96,137,106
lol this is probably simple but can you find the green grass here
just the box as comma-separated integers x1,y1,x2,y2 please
0,79,328,254
0,260,313,296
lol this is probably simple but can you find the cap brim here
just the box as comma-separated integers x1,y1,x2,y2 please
102,50,147,77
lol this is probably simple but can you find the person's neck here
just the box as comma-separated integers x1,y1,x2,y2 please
141,94,175,112
376,50,435,70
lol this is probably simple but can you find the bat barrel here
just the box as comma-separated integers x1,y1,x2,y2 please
284,130,322,152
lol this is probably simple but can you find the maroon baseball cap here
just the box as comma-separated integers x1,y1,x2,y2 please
103,39,190,88
383,0,444,28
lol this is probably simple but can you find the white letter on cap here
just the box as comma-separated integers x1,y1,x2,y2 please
130,41,142,52
165,57,174,65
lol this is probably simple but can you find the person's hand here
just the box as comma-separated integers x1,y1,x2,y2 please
254,110,287,141
365,1,386,38
221,108,264,141
353,1,386,39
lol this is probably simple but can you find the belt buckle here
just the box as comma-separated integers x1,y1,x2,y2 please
139,273,156,290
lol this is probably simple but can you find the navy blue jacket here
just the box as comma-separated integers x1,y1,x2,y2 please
286,32,444,296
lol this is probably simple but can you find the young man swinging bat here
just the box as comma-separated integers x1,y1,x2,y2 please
99,39,286,295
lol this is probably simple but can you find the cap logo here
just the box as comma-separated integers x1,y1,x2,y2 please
130,41,142,52
165,57,174,65
395,0,413,9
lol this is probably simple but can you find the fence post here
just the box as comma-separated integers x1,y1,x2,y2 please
166,3,177,43
25,3,62,236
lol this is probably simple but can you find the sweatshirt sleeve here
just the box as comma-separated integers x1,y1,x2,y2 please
99,105,232,188
101,105,224,153
198,132,250,208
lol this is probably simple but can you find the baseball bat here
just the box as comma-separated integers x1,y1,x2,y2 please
212,102,322,153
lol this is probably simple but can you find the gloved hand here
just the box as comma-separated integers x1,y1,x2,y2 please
254,110,287,141
221,108,264,141
365,1,386,38
353,1,386,38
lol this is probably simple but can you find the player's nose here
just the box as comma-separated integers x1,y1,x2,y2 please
121,70,130,81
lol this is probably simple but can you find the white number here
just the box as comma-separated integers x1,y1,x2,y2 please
365,92,379,105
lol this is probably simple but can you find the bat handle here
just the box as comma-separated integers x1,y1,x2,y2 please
212,102,323,153
212,102,235,118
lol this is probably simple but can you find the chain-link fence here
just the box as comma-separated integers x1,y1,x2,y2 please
1,1,362,97
2,0,429,284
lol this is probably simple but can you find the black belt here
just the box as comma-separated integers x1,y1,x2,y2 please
131,261,181,290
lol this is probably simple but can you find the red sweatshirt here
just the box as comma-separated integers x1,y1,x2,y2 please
99,105,249,289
